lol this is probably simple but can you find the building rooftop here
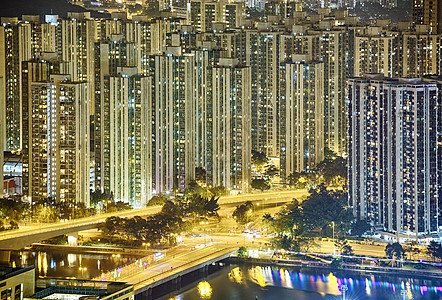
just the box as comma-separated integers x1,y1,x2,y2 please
0,266,34,281
31,280,133,300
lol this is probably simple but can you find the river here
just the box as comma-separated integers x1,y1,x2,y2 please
167,263,442,300
9,249,142,279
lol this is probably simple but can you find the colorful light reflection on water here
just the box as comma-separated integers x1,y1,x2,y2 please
246,265,442,298
173,264,442,300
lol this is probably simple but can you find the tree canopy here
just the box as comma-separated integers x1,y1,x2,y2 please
232,201,254,225
385,242,406,260
251,178,271,191
427,241,442,261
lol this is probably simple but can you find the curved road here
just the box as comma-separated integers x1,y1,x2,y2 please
0,189,307,250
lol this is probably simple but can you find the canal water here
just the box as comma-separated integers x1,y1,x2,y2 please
9,250,142,279
167,263,442,300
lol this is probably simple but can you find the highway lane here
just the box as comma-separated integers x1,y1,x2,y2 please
0,190,306,240
0,190,306,249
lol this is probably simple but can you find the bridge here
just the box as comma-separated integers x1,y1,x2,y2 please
92,241,238,300
0,206,162,251
0,190,305,254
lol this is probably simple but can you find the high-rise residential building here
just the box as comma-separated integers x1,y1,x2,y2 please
94,39,137,193
245,30,281,158
412,0,442,33
279,58,324,180
194,48,221,183
0,18,34,150
318,28,348,156
264,0,303,21
210,59,252,193
224,2,245,29
57,13,97,101
0,74,3,197
188,0,244,32
103,69,152,208
401,29,441,77
423,75,442,227
21,58,58,203
125,20,162,71
348,74,439,236
23,74,90,205
149,51,196,194
354,27,401,78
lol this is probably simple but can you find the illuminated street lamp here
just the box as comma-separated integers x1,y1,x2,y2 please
79,267,87,278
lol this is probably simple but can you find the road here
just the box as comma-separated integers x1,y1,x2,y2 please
0,189,307,250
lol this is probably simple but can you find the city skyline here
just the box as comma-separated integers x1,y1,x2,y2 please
0,0,441,237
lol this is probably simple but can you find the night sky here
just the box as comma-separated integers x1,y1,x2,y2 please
0,0,108,19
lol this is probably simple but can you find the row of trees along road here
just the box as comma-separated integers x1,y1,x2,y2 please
261,185,369,252
287,148,347,189
99,193,220,247
0,193,132,229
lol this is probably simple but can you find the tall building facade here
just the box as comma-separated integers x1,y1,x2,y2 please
0,18,34,150
21,59,58,203
104,70,152,207
0,74,3,197
348,74,440,235
412,0,442,33
94,39,138,193
246,31,281,158
280,59,324,180
210,60,252,192
149,52,196,194
23,74,90,205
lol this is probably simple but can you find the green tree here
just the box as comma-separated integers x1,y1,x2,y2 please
209,185,228,197
335,238,354,256
287,172,301,187
195,167,207,184
147,194,167,206
301,185,353,235
161,200,183,217
427,241,442,261
385,242,405,266
106,201,132,213
58,200,93,220
265,165,279,179
9,220,19,230
251,150,269,168
251,178,271,191
32,204,59,223
99,216,125,236
184,180,204,196
324,147,338,160
232,201,254,225
237,246,248,257
90,190,113,209
184,194,220,221
350,219,371,237
0,196,30,221
330,258,344,269
204,196,220,218
314,157,347,186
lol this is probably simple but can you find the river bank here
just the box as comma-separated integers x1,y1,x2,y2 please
230,256,442,282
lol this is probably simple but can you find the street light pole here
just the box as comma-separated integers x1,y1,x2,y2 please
332,221,335,255
341,284,348,300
